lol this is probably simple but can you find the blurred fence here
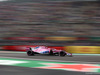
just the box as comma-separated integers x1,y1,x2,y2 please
1,37,100,53
0,37,99,46
1,45,100,54
2,36,100,41
0,1,100,37
0,1,100,54
65,46,100,54
1,45,64,51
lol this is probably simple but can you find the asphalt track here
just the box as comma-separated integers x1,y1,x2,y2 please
0,51,100,75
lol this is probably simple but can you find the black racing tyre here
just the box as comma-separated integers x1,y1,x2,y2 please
59,51,66,57
49,50,53,55
27,51,34,56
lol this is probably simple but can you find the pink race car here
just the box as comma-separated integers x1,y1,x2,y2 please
26,46,72,57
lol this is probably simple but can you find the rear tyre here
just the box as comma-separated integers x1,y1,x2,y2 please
27,51,34,56
49,50,53,55
59,51,66,57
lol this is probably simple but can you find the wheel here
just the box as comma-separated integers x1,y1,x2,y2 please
27,51,34,56
59,51,66,57
49,50,53,55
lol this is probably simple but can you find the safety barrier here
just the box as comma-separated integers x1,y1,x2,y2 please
2,45,64,52
2,45,37,51
1,45,100,54
64,46,100,54
45,37,77,41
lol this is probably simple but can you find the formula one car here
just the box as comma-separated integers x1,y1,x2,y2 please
26,46,72,57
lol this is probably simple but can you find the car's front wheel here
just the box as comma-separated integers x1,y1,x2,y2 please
59,51,66,57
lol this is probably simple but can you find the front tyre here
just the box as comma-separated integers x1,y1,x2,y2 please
59,51,66,57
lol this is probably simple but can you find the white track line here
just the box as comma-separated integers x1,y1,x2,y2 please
0,56,100,64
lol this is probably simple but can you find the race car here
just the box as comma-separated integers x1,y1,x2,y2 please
26,46,72,57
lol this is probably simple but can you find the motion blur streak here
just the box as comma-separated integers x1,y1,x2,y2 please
0,0,100,75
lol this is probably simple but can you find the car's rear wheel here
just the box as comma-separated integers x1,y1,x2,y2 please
49,50,53,55
27,51,34,56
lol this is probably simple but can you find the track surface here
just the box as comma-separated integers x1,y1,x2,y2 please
0,52,100,63
1,65,87,75
0,51,100,75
